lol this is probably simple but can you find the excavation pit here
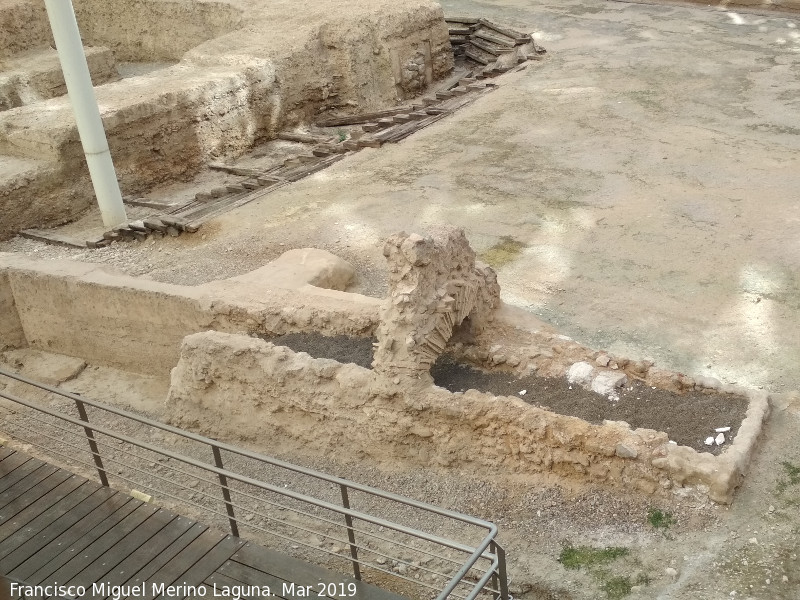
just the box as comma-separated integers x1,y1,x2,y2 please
430,355,749,455
0,0,456,240
0,227,771,505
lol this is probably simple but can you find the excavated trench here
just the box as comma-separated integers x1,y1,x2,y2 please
269,332,748,454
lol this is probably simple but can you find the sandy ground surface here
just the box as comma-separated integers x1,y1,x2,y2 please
3,0,800,598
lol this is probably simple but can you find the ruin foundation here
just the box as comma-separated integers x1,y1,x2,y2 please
0,227,771,504
0,0,452,239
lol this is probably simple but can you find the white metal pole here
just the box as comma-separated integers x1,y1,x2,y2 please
44,0,127,228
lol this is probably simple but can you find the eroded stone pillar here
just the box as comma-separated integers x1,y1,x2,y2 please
373,227,500,381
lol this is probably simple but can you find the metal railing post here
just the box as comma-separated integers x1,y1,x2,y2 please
73,398,109,486
212,445,239,537
495,543,509,600
339,484,361,580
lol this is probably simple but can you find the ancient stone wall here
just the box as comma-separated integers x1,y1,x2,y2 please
0,270,25,351
166,331,768,503
0,0,453,239
0,252,379,375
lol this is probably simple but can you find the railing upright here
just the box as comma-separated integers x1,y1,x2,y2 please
339,484,361,580
211,444,239,537
495,543,509,600
73,397,109,487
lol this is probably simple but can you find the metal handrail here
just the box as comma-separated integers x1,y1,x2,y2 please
0,366,509,600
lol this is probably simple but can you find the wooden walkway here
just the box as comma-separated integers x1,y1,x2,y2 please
0,447,405,600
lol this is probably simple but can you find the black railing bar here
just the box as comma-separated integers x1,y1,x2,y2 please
214,481,476,568
1,420,96,460
1,432,498,598
459,555,500,600
0,368,496,533
3,417,489,574
2,429,494,596
54,431,485,568
5,410,90,441
437,536,498,600
0,389,495,557
0,429,110,481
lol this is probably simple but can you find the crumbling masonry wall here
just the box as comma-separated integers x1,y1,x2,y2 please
168,331,672,493
0,0,453,239
374,228,500,380
0,251,379,375
166,331,770,503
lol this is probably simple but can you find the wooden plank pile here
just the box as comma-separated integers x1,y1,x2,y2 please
93,17,542,245
446,17,538,67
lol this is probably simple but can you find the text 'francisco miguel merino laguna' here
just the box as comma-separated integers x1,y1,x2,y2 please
10,581,359,599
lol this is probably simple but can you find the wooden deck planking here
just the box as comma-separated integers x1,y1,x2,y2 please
63,508,176,590
0,449,407,600
0,474,85,540
0,487,119,572
95,516,200,600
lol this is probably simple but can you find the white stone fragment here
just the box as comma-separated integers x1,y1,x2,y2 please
591,371,627,395
669,440,677,445
705,437,714,446
715,426,731,433
715,433,725,445
519,389,527,396
665,567,678,580
567,361,594,386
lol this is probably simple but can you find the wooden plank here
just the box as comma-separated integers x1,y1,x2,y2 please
98,516,197,598
44,503,160,585
470,38,513,57
208,163,264,177
474,29,515,48
230,544,406,600
0,448,16,462
123,198,176,210
19,229,87,249
449,27,472,37
119,522,209,594
464,49,490,65
0,464,59,509
0,452,36,487
445,16,480,25
0,473,81,537
478,19,531,44
276,132,334,145
0,482,103,564
66,508,176,591
154,535,244,600
139,528,227,600
13,497,139,582
315,107,415,127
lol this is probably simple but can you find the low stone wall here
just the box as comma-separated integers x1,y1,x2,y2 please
0,252,379,375
165,331,769,503
0,0,452,239
0,270,24,351
167,331,672,493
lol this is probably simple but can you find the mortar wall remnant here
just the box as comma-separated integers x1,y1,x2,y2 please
0,270,25,350
374,227,500,381
0,0,452,239
0,251,380,374
166,331,768,504
0,240,771,503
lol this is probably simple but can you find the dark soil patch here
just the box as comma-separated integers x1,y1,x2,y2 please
431,355,749,454
267,332,375,369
